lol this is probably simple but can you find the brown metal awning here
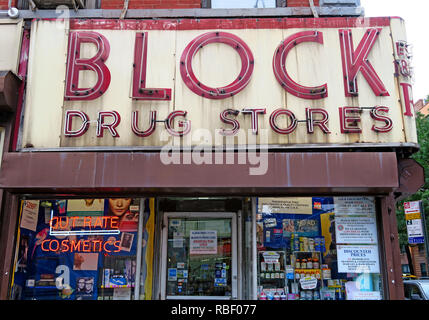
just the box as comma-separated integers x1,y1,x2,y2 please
0,151,399,196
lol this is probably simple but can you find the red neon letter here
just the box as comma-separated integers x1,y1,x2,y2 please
41,240,50,252
339,107,362,134
273,31,327,100
165,111,191,137
83,217,92,228
219,109,240,136
180,31,254,99
131,110,157,137
400,83,414,117
65,31,111,101
242,108,266,135
61,240,70,252
370,106,393,133
64,110,90,137
339,28,389,97
132,33,172,100
306,108,331,134
113,241,121,252
50,217,59,230
269,109,297,135
96,111,121,138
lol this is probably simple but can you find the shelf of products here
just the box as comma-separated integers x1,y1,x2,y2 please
256,196,384,301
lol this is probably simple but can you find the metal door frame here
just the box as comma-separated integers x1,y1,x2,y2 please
160,212,238,300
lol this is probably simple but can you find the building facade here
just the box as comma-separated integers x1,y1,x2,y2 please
0,0,425,301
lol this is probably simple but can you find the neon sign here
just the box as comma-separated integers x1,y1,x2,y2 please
43,214,123,253
49,213,121,237
41,238,121,253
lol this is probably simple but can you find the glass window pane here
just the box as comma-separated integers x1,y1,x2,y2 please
166,217,232,297
212,0,276,8
10,198,154,300
256,196,385,301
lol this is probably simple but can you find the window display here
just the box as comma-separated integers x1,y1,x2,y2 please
256,197,384,300
10,198,154,300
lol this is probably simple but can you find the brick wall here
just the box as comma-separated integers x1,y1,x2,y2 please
0,0,16,10
100,0,320,10
1,0,322,10
288,0,320,6
101,0,201,9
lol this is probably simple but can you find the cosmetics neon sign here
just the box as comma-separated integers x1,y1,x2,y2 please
43,214,123,253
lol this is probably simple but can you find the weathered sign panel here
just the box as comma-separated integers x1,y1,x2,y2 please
21,17,417,149
0,19,24,75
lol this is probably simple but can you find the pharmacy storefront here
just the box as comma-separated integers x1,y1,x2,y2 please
0,17,422,301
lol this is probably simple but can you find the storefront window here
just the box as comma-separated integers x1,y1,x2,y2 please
256,196,384,300
10,198,155,300
164,214,235,298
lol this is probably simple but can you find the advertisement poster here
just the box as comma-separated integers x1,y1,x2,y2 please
67,199,105,216
333,197,376,217
335,216,378,244
337,245,380,273
190,230,217,255
20,200,40,232
258,198,313,215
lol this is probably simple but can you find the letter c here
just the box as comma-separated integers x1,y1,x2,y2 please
273,31,327,100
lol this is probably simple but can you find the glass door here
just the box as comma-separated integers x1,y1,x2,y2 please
161,212,237,300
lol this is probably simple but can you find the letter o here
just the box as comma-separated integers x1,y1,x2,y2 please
49,239,60,252
180,31,254,100
269,109,297,135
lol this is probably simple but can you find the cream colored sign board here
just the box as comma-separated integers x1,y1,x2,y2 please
21,18,418,149
0,19,23,75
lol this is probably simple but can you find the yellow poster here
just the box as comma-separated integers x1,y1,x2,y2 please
143,198,155,300
320,211,335,257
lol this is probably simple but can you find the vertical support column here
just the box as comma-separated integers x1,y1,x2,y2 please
380,194,405,300
0,193,19,299
251,197,257,300
134,198,145,300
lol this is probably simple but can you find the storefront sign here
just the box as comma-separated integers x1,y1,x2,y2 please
21,18,417,150
335,216,378,244
337,245,380,273
190,230,218,255
404,201,425,244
